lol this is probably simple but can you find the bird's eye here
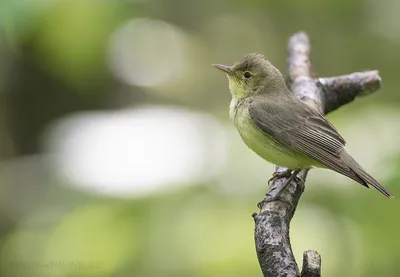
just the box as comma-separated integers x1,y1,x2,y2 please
244,71,252,78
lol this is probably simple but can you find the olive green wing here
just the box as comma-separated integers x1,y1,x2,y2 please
248,97,367,186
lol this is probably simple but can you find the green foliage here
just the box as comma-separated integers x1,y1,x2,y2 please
0,0,399,276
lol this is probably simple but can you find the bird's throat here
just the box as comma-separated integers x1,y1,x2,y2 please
228,77,247,99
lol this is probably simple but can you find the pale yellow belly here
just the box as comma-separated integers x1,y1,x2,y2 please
233,108,316,169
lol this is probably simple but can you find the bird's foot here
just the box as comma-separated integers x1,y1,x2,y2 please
257,194,293,209
267,169,293,186
268,169,304,186
259,169,302,209
294,175,305,186
257,194,294,210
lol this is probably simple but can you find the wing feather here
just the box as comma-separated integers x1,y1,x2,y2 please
247,97,361,182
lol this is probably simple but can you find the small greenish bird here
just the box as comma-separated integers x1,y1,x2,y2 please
213,53,393,199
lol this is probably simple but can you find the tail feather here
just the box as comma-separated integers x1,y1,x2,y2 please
340,150,394,198
353,167,394,198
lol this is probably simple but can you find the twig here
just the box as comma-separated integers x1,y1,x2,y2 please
253,32,382,277
301,250,322,277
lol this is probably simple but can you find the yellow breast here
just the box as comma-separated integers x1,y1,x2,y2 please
231,99,316,169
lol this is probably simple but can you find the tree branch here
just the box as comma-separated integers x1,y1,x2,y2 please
318,71,381,114
253,32,381,277
301,250,322,277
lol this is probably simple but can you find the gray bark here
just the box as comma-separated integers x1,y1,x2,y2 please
253,32,382,277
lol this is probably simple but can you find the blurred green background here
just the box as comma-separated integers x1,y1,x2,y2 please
0,0,399,276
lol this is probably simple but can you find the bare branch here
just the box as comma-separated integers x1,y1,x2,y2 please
287,32,311,79
253,31,382,277
253,174,304,277
287,32,323,114
301,250,322,277
318,71,381,114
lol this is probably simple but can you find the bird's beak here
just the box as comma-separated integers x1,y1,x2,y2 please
212,64,232,74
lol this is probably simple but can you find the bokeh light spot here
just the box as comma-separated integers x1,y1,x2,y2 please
46,106,227,197
109,18,186,87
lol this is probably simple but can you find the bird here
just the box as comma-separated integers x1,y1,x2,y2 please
213,53,393,201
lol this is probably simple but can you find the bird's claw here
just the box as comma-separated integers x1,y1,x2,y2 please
257,194,294,210
294,175,304,186
268,169,304,186
268,169,293,186
259,169,302,210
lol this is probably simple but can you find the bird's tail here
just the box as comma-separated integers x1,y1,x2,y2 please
340,150,394,198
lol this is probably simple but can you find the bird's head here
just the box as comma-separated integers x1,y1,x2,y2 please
213,53,286,99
